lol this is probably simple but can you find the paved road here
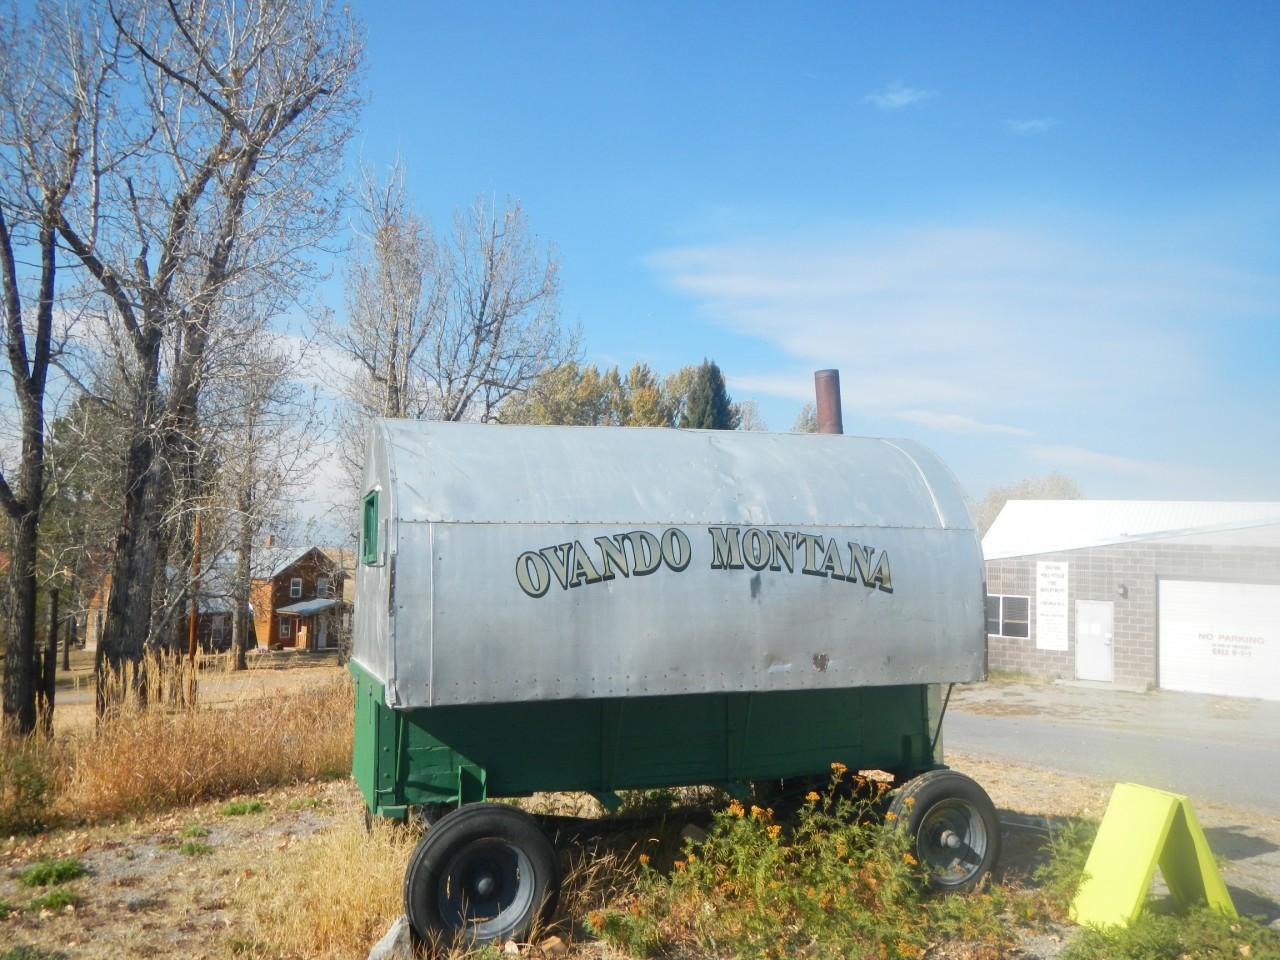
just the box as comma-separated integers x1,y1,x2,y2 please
945,680,1280,813
945,680,1280,927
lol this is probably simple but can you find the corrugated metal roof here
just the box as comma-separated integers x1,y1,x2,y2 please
276,598,339,616
982,500,1280,560
376,420,975,530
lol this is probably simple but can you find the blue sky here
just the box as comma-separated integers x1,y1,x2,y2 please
333,0,1279,504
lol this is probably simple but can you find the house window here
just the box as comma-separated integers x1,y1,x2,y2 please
986,594,1030,639
279,617,292,639
290,577,302,598
316,577,330,597
362,490,379,564
211,616,224,643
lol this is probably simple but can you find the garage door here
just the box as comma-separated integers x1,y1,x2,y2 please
1158,579,1280,700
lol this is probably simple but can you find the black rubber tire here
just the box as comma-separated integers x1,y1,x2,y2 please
887,769,1001,893
403,803,560,947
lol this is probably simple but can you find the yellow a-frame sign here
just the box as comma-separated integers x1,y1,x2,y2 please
1071,782,1237,928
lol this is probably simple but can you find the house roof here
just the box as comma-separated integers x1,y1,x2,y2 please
276,598,339,616
253,545,345,579
982,500,1280,560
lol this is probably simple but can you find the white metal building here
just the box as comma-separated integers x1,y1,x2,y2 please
982,500,1280,700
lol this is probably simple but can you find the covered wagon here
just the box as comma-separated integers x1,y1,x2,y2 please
351,414,999,943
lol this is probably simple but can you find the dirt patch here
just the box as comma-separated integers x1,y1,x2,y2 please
0,780,352,959
949,750,1280,931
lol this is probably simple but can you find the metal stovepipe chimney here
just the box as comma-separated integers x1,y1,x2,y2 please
814,369,843,435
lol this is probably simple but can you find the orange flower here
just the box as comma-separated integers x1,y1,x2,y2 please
674,860,686,871
767,824,782,840
904,796,916,807
727,800,745,817
902,852,917,866
638,853,650,866
805,791,821,803
885,811,897,823
830,761,848,775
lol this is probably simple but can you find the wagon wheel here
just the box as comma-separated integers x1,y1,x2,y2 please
887,769,1001,893
403,803,560,947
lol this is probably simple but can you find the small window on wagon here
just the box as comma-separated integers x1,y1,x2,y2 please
361,490,379,565
986,594,1030,639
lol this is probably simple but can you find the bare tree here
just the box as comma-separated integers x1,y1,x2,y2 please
213,338,321,670
792,402,817,433
734,399,767,432
329,167,574,501
975,473,1082,537
46,0,362,691
431,198,570,421
330,161,442,422
0,2,106,731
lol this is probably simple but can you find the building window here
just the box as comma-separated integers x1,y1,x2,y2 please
986,594,1030,638
316,577,330,597
362,490,379,564
290,577,302,598
279,617,292,639
211,616,224,644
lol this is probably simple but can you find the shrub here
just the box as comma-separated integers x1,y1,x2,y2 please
0,734,64,836
18,858,86,888
221,800,267,816
180,840,213,857
180,824,210,838
589,768,1013,960
1062,906,1280,960
27,889,79,912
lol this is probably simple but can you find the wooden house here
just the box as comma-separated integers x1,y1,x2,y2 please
250,546,348,651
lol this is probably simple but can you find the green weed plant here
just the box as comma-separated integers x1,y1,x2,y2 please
587,765,1012,960
1063,906,1279,960
220,799,266,816
18,858,86,888
27,889,79,912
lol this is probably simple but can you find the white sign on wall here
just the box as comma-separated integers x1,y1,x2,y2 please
1036,561,1070,651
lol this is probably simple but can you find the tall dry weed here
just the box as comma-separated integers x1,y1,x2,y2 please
62,676,352,821
238,813,416,959
0,672,352,831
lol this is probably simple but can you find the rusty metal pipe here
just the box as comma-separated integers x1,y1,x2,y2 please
814,369,843,435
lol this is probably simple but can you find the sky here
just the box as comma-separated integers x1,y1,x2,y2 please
321,0,1279,512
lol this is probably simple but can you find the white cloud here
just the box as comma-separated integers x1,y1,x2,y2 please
1007,117,1058,135
863,82,937,111
897,410,1034,437
648,220,1273,446
1027,444,1179,480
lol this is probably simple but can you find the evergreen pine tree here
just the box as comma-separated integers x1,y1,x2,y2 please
679,359,740,429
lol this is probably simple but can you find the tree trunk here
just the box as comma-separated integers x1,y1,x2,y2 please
230,486,253,672
38,587,58,733
2,511,39,732
62,615,73,672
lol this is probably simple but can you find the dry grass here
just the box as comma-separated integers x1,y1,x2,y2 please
0,673,352,832
237,812,417,959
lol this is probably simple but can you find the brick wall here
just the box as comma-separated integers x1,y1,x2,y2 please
986,542,1280,689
